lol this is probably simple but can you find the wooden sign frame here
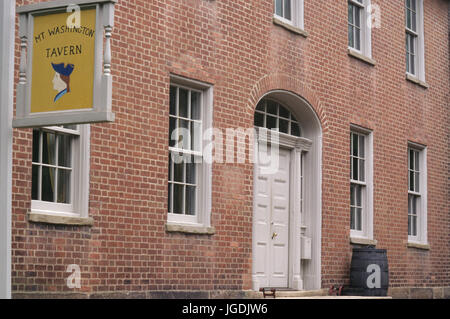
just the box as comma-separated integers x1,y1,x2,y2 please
13,0,116,128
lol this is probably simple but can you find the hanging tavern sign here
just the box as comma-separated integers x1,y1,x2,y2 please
13,0,116,128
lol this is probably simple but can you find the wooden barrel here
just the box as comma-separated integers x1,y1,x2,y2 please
347,248,389,296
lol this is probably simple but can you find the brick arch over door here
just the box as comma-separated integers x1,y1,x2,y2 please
245,73,328,134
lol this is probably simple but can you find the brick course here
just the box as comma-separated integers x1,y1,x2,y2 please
10,0,449,297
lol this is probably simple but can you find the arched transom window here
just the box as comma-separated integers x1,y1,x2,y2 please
254,99,301,137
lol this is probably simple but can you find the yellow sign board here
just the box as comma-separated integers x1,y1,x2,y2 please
30,9,96,113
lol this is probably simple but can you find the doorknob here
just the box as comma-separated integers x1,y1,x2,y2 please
272,232,278,239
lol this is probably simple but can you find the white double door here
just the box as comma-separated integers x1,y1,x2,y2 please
254,147,291,288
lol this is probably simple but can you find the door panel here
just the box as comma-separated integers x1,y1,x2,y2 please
254,146,290,288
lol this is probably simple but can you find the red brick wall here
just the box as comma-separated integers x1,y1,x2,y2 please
11,0,449,295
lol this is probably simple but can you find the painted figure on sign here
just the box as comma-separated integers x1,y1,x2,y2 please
51,62,74,102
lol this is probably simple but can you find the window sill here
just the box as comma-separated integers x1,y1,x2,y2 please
407,241,430,250
406,73,429,89
348,48,376,66
272,17,308,38
350,236,378,246
165,222,215,235
28,211,94,226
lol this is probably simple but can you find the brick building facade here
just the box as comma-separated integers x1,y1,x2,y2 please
10,0,449,298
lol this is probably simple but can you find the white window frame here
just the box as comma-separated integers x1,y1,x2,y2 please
405,0,425,82
348,0,373,59
407,142,427,245
273,0,304,31
167,75,213,229
31,124,90,219
350,125,373,240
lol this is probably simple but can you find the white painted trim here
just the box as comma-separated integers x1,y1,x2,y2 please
0,0,14,299
350,125,374,241
405,0,426,83
348,0,372,60
407,143,428,245
273,0,304,31
168,75,213,229
30,125,90,219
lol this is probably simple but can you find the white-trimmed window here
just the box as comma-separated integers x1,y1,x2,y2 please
405,0,425,82
350,127,373,239
348,0,372,59
167,76,212,228
31,125,90,218
274,0,304,30
408,144,427,243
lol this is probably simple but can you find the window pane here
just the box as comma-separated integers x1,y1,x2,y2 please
352,133,359,156
186,161,196,184
353,157,359,180
186,185,196,216
410,51,415,75
169,117,176,147
256,100,265,112
350,207,356,230
279,119,289,134
291,122,301,137
412,11,416,32
355,6,360,28
42,132,56,165
174,161,184,183
350,184,355,206
168,154,173,181
267,100,277,115
179,119,190,150
408,214,412,235
191,121,201,152
359,135,365,158
57,169,71,204
284,0,291,20
414,151,420,170
178,88,188,118
191,91,201,120
57,134,72,168
32,165,39,200
348,25,354,48
348,5,354,25
415,172,420,192
406,9,411,29
409,149,414,170
355,28,361,50
356,208,362,231
275,0,283,17
32,130,40,163
266,115,277,130
169,86,177,116
410,35,415,54
279,105,290,119
356,185,362,206
412,215,417,236
173,184,184,214
359,159,365,182
168,183,172,213
41,166,55,202
409,171,415,191
254,112,264,127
